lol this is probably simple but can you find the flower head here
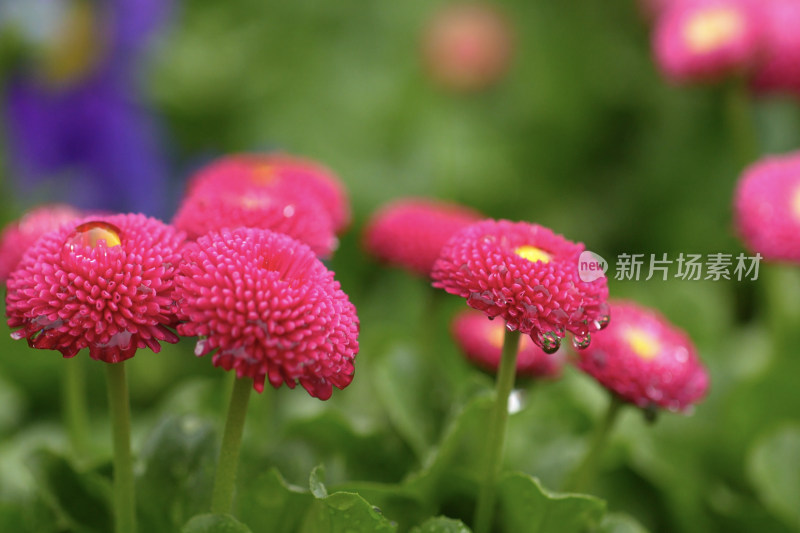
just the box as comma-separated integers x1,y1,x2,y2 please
185,153,351,233
734,151,800,262
175,228,359,400
452,310,564,379
172,186,336,258
574,301,709,412
6,213,185,363
751,0,800,96
432,219,609,354
423,2,513,91
0,204,83,282
363,198,484,277
653,0,763,83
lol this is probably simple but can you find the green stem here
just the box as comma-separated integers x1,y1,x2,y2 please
473,327,521,533
565,395,624,493
64,356,90,457
211,376,252,514
105,362,136,533
725,77,759,169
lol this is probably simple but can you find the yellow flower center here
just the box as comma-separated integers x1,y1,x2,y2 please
684,7,744,54
251,164,276,185
515,245,551,264
489,324,505,348
42,0,103,86
624,328,661,360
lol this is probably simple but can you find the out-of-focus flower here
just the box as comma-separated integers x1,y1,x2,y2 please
172,186,336,258
751,0,800,96
2,0,171,216
423,2,513,91
734,151,800,262
175,228,359,400
452,309,564,379
6,214,185,363
0,204,83,282
575,301,709,412
185,153,351,234
432,219,609,354
363,198,484,277
653,0,763,83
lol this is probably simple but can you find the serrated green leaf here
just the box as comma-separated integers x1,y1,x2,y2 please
410,516,472,533
26,448,112,533
182,513,252,533
497,472,605,533
598,513,650,533
236,468,313,533
136,414,218,532
747,424,800,529
300,491,397,533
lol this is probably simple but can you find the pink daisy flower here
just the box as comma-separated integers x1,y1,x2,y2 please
575,301,709,412
423,2,513,91
431,219,610,354
653,0,763,83
734,151,800,262
172,186,336,258
0,204,83,282
175,227,359,400
185,153,351,233
452,310,564,379
363,198,484,277
6,214,185,363
751,0,800,96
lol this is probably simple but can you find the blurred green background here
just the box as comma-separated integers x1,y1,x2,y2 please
1,1,800,532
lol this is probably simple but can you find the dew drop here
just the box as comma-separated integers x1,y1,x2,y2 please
594,314,611,330
538,331,561,354
508,389,526,414
10,330,26,340
506,322,518,332
194,338,208,356
63,221,122,262
572,333,591,350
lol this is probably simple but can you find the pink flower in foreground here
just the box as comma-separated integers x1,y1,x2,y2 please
734,151,800,262
452,310,564,379
653,0,763,83
172,187,336,258
432,219,609,354
175,228,359,400
6,214,185,363
575,301,709,412
185,153,351,233
423,2,513,91
751,0,800,96
363,198,484,277
0,204,83,282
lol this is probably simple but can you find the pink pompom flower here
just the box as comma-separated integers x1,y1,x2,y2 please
751,0,800,96
173,186,336,258
175,227,359,400
575,301,709,412
0,204,83,282
363,198,484,277
185,153,351,233
452,310,564,379
431,219,610,354
423,2,513,91
734,151,800,262
653,0,763,83
6,214,185,363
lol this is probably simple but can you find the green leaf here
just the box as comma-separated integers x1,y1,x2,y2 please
182,513,253,533
301,490,397,533
137,414,218,532
236,469,314,533
598,513,650,533
410,516,473,533
747,424,800,529
26,449,112,533
497,472,605,533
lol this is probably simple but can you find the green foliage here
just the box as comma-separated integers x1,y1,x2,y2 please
182,514,253,533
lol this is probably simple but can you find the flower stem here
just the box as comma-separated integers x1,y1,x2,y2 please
725,77,759,169
565,394,624,493
211,376,252,514
64,356,90,457
473,327,521,533
105,362,136,533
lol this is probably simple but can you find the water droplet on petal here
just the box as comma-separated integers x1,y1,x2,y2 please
537,330,561,354
572,333,591,350
194,338,208,356
63,221,122,262
594,314,611,330
10,330,26,340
